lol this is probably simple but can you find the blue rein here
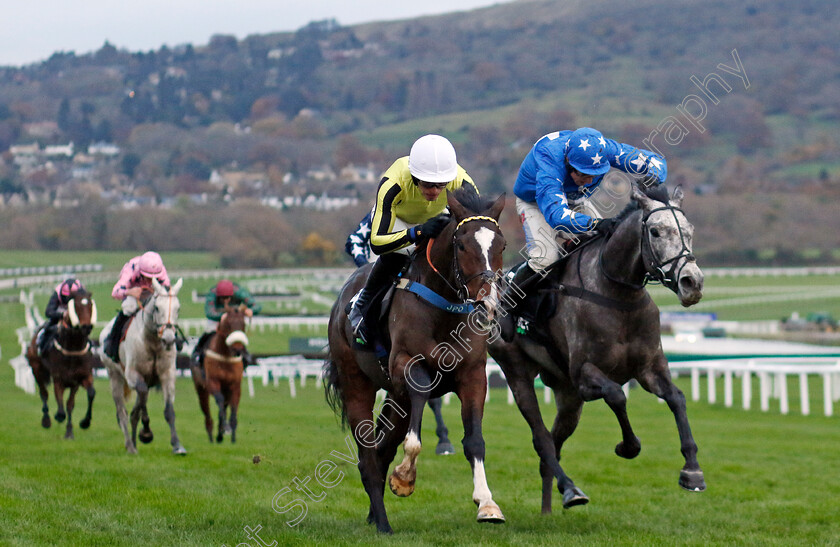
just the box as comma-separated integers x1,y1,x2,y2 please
396,278,476,314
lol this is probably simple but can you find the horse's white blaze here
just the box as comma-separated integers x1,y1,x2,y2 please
473,226,500,308
471,458,495,508
68,299,80,326
225,330,249,347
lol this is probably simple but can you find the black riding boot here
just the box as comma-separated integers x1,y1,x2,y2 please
498,262,540,343
347,253,408,346
192,331,214,367
104,311,129,362
38,323,57,356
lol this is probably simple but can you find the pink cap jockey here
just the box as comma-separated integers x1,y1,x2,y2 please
111,251,170,300
56,278,83,298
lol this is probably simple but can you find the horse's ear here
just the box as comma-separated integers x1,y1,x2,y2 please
447,191,468,221
487,192,506,220
152,277,164,294
630,184,655,212
171,278,183,296
670,185,685,208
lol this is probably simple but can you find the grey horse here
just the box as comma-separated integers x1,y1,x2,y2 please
489,183,705,513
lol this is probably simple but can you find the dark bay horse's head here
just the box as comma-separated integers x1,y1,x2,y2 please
444,189,506,319
218,304,250,357
632,185,704,306
65,289,97,336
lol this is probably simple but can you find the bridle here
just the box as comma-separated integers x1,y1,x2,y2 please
141,292,178,343
598,204,695,293
425,215,500,302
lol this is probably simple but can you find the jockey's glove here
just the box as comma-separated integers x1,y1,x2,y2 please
408,215,450,242
593,217,620,235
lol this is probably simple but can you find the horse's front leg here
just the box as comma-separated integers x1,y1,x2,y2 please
35,367,51,429
130,377,150,448
79,374,95,430
388,356,430,498
229,382,242,443
577,362,641,459
638,355,706,492
161,370,187,455
456,363,505,523
212,390,227,443
53,380,67,423
64,385,79,440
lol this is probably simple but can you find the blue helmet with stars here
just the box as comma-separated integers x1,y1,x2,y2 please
564,127,611,176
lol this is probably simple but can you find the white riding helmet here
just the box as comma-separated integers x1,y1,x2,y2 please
408,135,458,183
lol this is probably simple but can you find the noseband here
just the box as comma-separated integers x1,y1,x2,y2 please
142,293,177,340
640,206,695,293
427,215,500,302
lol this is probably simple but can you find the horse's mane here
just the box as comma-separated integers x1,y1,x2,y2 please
612,183,670,225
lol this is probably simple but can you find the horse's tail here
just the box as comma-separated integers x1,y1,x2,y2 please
323,351,348,429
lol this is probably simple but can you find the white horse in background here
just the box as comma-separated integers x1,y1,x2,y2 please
99,278,186,454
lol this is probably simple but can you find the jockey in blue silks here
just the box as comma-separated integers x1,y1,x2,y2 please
499,127,667,339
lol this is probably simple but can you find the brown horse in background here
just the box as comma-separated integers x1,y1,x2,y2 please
324,189,507,534
191,305,250,443
26,289,98,439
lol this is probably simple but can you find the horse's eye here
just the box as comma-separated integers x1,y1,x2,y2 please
650,228,660,238
457,242,466,251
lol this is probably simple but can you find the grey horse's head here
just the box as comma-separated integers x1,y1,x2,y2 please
632,185,704,307
150,278,183,347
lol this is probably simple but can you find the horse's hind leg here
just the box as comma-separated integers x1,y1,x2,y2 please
577,362,641,459
505,366,587,512
230,383,242,443
64,385,79,440
428,398,455,455
637,356,706,492
79,376,95,430
540,370,585,513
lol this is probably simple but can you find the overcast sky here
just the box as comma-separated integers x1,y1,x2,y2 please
0,0,515,67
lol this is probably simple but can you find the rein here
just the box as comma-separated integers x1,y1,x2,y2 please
140,293,177,340
641,206,695,292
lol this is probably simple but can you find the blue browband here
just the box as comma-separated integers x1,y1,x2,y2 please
396,279,476,314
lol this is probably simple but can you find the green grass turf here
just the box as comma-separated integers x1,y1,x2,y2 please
1,364,838,545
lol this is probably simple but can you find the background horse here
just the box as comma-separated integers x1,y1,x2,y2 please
324,189,506,534
26,289,98,439
190,304,249,443
99,278,186,454
489,184,706,514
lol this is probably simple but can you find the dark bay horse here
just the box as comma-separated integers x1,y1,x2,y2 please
325,189,507,534
488,184,706,514
26,289,98,439
190,305,250,443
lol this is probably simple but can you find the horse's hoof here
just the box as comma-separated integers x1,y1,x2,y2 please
388,473,415,497
173,445,188,455
216,434,224,443
679,469,706,492
55,412,66,423
138,430,154,444
435,442,455,455
562,486,590,508
476,501,505,523
126,444,138,455
64,432,75,440
79,418,91,429
615,437,641,459
41,416,51,429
